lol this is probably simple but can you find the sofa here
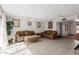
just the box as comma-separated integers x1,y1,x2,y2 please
41,30,58,39
15,30,35,42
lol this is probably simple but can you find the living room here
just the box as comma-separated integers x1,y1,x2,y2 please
0,4,79,55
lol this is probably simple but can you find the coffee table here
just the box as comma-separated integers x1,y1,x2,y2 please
24,35,41,44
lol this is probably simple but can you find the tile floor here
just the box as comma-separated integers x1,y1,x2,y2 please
0,38,79,55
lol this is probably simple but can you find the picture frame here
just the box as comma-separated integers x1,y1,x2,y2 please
27,21,32,26
13,19,20,27
65,24,68,31
48,21,53,29
37,22,41,28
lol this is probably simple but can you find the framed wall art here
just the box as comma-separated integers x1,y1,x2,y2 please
48,21,53,29
13,19,20,27
65,24,68,31
27,21,32,26
37,22,41,28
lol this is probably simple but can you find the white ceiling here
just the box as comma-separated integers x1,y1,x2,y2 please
1,4,79,19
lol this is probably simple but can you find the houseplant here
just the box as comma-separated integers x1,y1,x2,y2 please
6,21,13,35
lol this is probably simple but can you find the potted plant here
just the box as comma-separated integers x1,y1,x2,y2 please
6,21,13,35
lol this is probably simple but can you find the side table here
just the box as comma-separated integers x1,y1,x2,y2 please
8,35,16,44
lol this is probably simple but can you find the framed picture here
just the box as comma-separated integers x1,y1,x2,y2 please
27,21,32,26
13,19,20,27
65,24,68,31
48,21,53,29
37,22,41,28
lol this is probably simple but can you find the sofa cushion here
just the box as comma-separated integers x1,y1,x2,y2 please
16,31,25,36
29,31,35,35
16,30,35,36
25,31,30,36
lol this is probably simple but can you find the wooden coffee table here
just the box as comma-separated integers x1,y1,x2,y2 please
24,35,41,44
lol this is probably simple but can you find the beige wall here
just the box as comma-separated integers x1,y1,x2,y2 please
11,18,44,35
9,14,78,36
44,18,61,31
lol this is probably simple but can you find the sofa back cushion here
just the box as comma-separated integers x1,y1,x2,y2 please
25,31,30,36
16,30,35,36
29,31,35,35
44,30,57,35
52,31,57,36
16,31,25,36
